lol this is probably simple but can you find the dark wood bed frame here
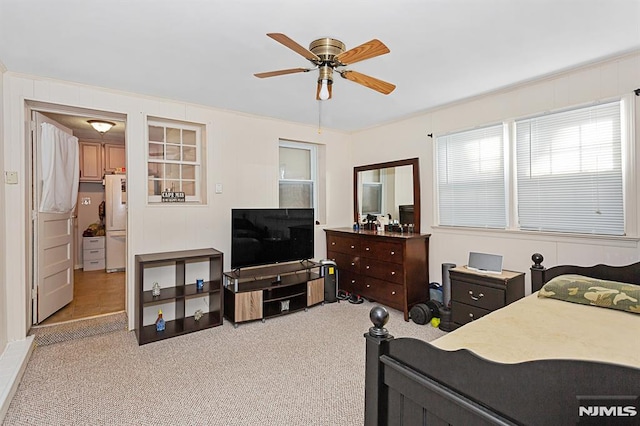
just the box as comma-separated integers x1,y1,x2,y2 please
364,254,640,425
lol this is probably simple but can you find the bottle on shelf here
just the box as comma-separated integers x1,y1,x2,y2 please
156,309,165,332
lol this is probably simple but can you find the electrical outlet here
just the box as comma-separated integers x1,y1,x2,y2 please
81,197,91,205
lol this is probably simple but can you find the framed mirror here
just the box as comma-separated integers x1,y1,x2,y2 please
353,158,421,233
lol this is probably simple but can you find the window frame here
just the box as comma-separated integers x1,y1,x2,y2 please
433,95,636,239
146,117,205,204
278,140,318,216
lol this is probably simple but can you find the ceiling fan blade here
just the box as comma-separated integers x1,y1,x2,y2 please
254,68,311,78
334,39,390,65
267,33,321,62
340,70,396,95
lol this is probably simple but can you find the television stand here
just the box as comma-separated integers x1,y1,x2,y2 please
223,261,324,327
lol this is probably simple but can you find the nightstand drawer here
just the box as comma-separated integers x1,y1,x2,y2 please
451,301,490,325
451,279,504,311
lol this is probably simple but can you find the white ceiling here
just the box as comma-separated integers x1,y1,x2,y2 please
1,0,639,133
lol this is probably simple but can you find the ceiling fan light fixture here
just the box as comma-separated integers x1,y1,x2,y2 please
88,120,115,134
318,80,331,101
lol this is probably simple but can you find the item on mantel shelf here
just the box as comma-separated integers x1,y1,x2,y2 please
152,282,161,297
155,310,165,332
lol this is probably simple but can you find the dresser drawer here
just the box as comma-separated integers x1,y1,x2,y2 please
451,279,505,311
360,258,404,285
326,234,360,255
328,251,360,274
83,236,105,249
360,276,404,310
338,270,360,294
83,258,105,271
360,240,403,264
83,248,105,261
451,301,491,325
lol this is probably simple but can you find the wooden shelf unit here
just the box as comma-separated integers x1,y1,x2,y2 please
134,248,223,345
223,261,324,327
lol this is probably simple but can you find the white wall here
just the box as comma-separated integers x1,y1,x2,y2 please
2,73,353,339
352,51,640,293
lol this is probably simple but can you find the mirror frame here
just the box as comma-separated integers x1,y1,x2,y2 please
353,157,421,233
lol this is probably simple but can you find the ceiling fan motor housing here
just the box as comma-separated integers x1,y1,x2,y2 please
310,38,345,84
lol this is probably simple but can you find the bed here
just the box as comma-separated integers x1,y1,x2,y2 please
363,254,640,425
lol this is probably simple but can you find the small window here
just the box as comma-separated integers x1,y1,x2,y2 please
279,141,317,212
147,118,204,203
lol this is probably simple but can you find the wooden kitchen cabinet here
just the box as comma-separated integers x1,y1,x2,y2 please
79,141,103,182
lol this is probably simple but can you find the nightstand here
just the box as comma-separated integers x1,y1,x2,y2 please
449,266,525,329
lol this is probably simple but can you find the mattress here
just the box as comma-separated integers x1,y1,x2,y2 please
431,291,640,367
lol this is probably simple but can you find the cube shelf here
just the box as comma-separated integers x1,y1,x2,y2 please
134,248,223,345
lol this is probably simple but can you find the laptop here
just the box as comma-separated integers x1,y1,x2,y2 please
467,252,503,274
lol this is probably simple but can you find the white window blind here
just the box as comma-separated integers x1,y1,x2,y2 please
516,101,623,235
437,125,506,228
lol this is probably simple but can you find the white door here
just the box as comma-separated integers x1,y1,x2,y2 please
33,111,78,323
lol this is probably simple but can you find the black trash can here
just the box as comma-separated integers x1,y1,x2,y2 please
319,259,338,303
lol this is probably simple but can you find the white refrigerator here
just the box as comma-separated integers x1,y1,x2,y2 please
105,175,126,272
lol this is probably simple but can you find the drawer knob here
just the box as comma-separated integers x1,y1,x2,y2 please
391,271,395,275
366,265,370,269
390,251,395,255
391,291,396,295
366,284,370,288
351,280,355,284
469,291,484,301
350,245,355,249
469,313,475,320
365,247,370,251
332,241,335,245
351,262,355,266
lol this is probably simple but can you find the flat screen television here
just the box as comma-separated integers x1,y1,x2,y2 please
231,208,315,269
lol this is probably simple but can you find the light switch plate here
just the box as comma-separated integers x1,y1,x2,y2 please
5,171,18,184
215,183,223,194
81,197,91,205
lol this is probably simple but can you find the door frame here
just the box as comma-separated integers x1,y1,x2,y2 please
25,100,128,327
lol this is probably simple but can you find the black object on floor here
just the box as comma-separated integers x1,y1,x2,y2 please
337,290,350,300
348,294,364,304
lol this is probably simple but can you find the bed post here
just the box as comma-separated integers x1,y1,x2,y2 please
530,252,546,293
364,306,394,426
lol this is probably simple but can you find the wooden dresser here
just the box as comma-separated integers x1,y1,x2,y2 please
449,266,525,329
325,228,430,321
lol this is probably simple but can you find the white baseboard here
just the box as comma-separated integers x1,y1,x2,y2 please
0,336,35,422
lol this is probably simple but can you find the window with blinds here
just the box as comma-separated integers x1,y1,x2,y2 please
436,125,506,228
515,101,623,235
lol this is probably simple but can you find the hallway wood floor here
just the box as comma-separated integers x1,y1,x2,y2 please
39,269,125,326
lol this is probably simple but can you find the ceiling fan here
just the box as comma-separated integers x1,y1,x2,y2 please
254,33,396,101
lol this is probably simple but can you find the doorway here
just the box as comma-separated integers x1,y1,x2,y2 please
28,102,127,326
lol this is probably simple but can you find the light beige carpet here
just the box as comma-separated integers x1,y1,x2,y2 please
3,300,446,426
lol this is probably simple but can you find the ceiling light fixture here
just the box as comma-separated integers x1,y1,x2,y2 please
88,120,116,134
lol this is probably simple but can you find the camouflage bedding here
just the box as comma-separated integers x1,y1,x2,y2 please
538,274,640,314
